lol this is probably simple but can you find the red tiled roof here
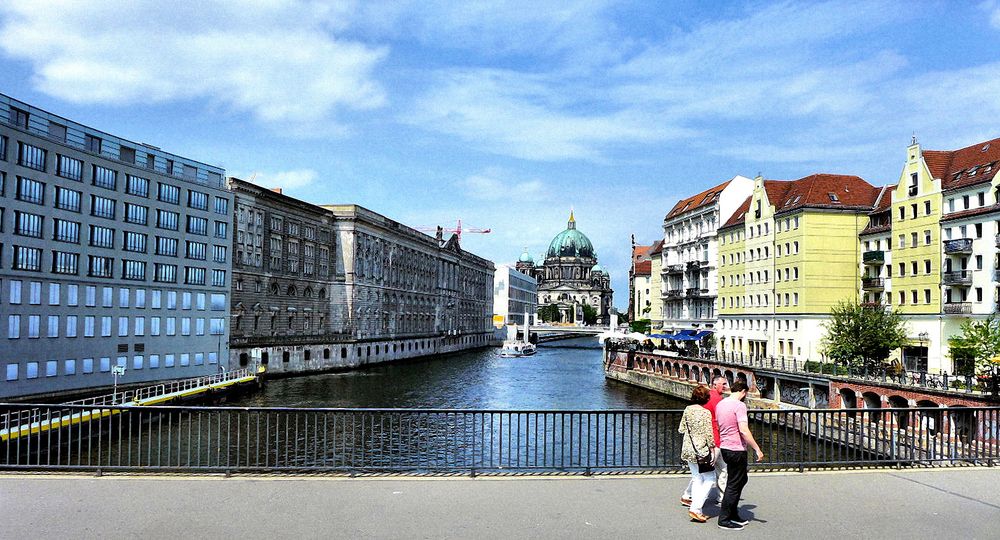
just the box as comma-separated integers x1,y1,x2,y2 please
721,174,881,229
648,240,664,256
666,179,732,218
633,260,652,276
925,136,1000,191
632,244,652,262
872,184,896,213
721,180,792,229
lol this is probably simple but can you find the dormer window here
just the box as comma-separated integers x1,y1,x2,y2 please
828,192,839,203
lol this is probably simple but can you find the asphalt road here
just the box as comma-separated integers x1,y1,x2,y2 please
2,468,998,539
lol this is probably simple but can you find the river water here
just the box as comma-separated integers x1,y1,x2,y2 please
229,337,686,410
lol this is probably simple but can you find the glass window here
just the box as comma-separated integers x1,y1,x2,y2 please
56,155,83,181
89,224,115,248
16,176,45,204
154,263,177,283
88,255,114,278
126,175,149,197
82,358,94,374
124,203,148,225
13,246,42,271
186,216,208,235
157,183,180,204
188,190,208,210
66,315,77,337
122,260,146,281
17,142,47,171
156,209,179,230
55,186,82,211
100,357,111,372
5,364,17,381
90,194,116,219
8,315,20,339
214,197,228,215
26,362,38,379
123,231,148,253
14,211,43,238
149,354,159,369
92,165,117,190
50,250,78,274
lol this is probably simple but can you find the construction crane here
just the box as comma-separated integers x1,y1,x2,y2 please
414,219,491,243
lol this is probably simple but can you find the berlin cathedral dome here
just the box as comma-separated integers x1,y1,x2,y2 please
516,211,613,325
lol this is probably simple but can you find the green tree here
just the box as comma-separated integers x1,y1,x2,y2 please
538,304,560,323
821,301,909,369
948,316,1000,397
582,304,598,325
630,319,651,334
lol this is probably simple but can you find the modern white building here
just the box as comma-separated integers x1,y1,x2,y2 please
494,263,538,326
660,176,754,334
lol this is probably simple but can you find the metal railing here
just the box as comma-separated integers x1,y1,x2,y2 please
0,404,996,473
0,368,256,434
943,238,973,254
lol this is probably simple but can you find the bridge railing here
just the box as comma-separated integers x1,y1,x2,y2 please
1,405,997,474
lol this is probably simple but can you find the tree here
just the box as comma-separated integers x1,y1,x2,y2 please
538,304,560,323
821,301,909,369
948,316,1000,397
582,304,598,325
630,318,651,334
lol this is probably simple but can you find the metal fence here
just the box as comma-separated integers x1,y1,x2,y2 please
1,404,998,474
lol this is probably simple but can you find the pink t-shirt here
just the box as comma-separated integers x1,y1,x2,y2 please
715,397,748,451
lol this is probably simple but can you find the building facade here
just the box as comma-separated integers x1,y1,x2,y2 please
0,94,231,399
493,262,538,326
521,212,613,324
228,178,341,369
648,241,663,330
632,259,652,322
660,176,753,335
717,174,881,362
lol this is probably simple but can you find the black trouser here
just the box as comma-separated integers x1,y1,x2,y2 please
720,448,749,523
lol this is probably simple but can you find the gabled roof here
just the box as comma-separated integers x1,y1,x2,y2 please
632,244,653,262
721,180,791,229
721,174,881,229
666,179,731,218
925,136,1000,191
649,240,664,256
871,184,896,213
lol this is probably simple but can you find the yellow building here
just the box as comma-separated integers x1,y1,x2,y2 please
648,240,664,330
718,174,881,361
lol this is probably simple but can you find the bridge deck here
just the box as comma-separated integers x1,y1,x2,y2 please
0,371,259,442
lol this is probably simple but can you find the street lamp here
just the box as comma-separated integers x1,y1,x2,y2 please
111,365,126,404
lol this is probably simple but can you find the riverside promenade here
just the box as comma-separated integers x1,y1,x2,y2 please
2,469,997,539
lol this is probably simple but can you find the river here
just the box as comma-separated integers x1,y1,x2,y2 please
229,337,687,410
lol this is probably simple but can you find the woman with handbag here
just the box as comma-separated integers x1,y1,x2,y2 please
678,385,717,523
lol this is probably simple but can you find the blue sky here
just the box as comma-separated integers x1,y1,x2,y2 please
2,1,999,310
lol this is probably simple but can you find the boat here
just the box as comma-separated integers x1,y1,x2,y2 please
499,339,537,357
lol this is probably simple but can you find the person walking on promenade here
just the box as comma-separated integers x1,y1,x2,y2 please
716,380,764,531
681,375,728,507
678,385,716,523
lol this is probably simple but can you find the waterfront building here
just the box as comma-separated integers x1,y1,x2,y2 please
228,179,340,368
493,261,538,326
716,174,881,361
628,243,653,321
859,186,895,309
660,176,754,336
631,258,652,323
525,212,613,324
648,241,663,330
0,94,231,399
869,136,1000,374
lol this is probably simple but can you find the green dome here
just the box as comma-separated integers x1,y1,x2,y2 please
591,264,604,274
518,248,534,263
546,212,595,259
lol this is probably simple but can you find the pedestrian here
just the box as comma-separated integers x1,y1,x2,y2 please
715,380,764,531
681,375,728,506
677,385,716,523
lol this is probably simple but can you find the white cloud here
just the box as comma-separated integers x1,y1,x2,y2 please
0,0,387,133
407,69,688,162
982,1,1000,29
235,168,319,190
461,169,547,201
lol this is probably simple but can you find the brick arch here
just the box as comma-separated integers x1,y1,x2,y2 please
916,399,941,436
887,395,910,430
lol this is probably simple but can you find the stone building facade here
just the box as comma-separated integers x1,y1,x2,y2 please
228,178,341,368
226,189,495,374
0,93,231,399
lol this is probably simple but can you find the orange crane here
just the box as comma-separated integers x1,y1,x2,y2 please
415,219,491,242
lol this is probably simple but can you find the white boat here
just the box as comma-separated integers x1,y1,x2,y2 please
500,340,537,357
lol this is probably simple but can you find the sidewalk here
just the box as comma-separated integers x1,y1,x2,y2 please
2,468,997,539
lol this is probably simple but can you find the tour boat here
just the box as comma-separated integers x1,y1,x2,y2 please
499,340,537,357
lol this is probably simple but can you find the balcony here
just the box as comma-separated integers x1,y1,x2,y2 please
862,250,885,265
665,289,683,299
942,270,972,286
666,263,685,274
943,238,973,254
686,260,702,270
686,288,710,297
943,302,972,315
861,277,885,290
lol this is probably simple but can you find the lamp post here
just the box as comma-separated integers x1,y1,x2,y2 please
111,365,126,404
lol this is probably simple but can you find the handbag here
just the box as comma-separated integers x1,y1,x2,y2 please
684,416,715,474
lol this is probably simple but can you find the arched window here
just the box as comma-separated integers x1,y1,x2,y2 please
319,288,327,299
269,282,279,295
287,285,297,296
304,287,313,298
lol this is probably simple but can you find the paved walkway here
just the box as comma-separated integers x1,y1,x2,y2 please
2,468,998,539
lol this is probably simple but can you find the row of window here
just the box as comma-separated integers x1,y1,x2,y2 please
4,280,226,310
720,266,800,287
720,318,800,332
722,292,800,309
3,174,228,237
7,314,226,339
720,216,802,246
5,137,227,212
4,353,219,382
8,246,227,285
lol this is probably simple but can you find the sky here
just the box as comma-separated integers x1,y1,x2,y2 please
2,0,999,310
